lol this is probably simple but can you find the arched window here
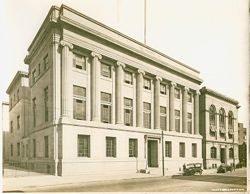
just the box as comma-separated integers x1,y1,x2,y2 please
229,148,234,159
211,147,217,159
219,108,225,129
209,105,216,127
228,111,234,129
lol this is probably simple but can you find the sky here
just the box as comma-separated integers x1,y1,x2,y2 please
0,0,248,126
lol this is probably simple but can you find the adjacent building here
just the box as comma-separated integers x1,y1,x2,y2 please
238,122,246,167
6,71,30,167
2,102,9,163
199,87,240,169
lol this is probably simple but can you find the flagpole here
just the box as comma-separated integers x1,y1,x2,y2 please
144,0,147,44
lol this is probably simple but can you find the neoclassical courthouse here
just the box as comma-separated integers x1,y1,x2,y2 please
6,5,239,176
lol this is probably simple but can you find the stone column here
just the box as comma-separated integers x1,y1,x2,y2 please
60,40,73,118
154,76,162,129
194,91,200,135
116,61,125,124
169,82,176,131
182,87,188,133
91,52,102,122
136,69,145,127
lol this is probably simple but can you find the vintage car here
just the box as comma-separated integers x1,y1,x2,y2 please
217,164,233,173
183,163,203,176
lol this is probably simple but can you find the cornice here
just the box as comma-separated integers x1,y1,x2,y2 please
6,71,29,94
200,87,239,106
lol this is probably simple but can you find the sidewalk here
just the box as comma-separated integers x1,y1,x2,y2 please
3,171,162,191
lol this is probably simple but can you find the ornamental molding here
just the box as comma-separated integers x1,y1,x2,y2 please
60,40,73,50
91,51,102,60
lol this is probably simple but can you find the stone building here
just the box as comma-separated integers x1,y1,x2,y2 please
199,87,240,169
20,4,203,176
238,122,246,167
1,101,9,163
6,71,30,167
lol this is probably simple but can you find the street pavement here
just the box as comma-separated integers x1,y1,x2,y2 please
3,168,247,192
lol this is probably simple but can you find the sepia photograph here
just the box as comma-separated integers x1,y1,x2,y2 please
0,0,248,192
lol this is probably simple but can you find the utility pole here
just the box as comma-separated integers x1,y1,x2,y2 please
162,130,165,176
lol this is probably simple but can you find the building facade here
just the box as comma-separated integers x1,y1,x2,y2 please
199,87,240,169
238,122,246,166
6,5,241,176
19,5,203,176
2,102,9,163
6,71,30,167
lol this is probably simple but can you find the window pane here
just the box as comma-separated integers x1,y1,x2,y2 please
73,86,86,97
160,84,166,94
73,53,86,70
124,71,133,84
143,78,151,90
175,110,180,132
44,136,49,158
101,92,111,102
101,63,111,78
106,137,116,157
192,143,197,157
179,143,185,157
129,139,138,157
165,141,172,157
174,88,180,99
78,135,90,157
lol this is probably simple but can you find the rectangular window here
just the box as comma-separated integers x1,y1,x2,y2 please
187,113,192,134
143,102,151,129
10,121,13,133
26,144,28,157
44,136,49,158
106,137,116,157
17,89,19,101
17,142,20,156
73,53,86,70
124,71,133,84
44,54,48,70
101,63,111,78
187,93,192,102
73,85,86,120
33,139,36,158
10,144,13,156
192,143,197,158
160,84,166,95
179,142,185,157
124,98,133,126
32,98,36,127
160,106,167,130
129,138,138,157
175,110,180,132
101,92,112,123
32,69,36,84
38,63,41,75
165,141,172,157
174,88,180,99
143,78,151,90
78,135,90,157
17,115,20,129
10,98,12,109
44,87,49,122
22,144,25,158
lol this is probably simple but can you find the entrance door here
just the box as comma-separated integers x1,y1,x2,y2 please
148,140,158,167
220,148,225,163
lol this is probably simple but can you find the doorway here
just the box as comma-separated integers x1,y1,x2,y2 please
220,148,225,164
147,140,158,167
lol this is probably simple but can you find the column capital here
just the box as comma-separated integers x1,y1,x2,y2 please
60,40,73,50
116,61,126,69
183,86,189,92
155,76,162,82
194,90,200,95
91,52,102,60
137,69,145,76
169,81,177,87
